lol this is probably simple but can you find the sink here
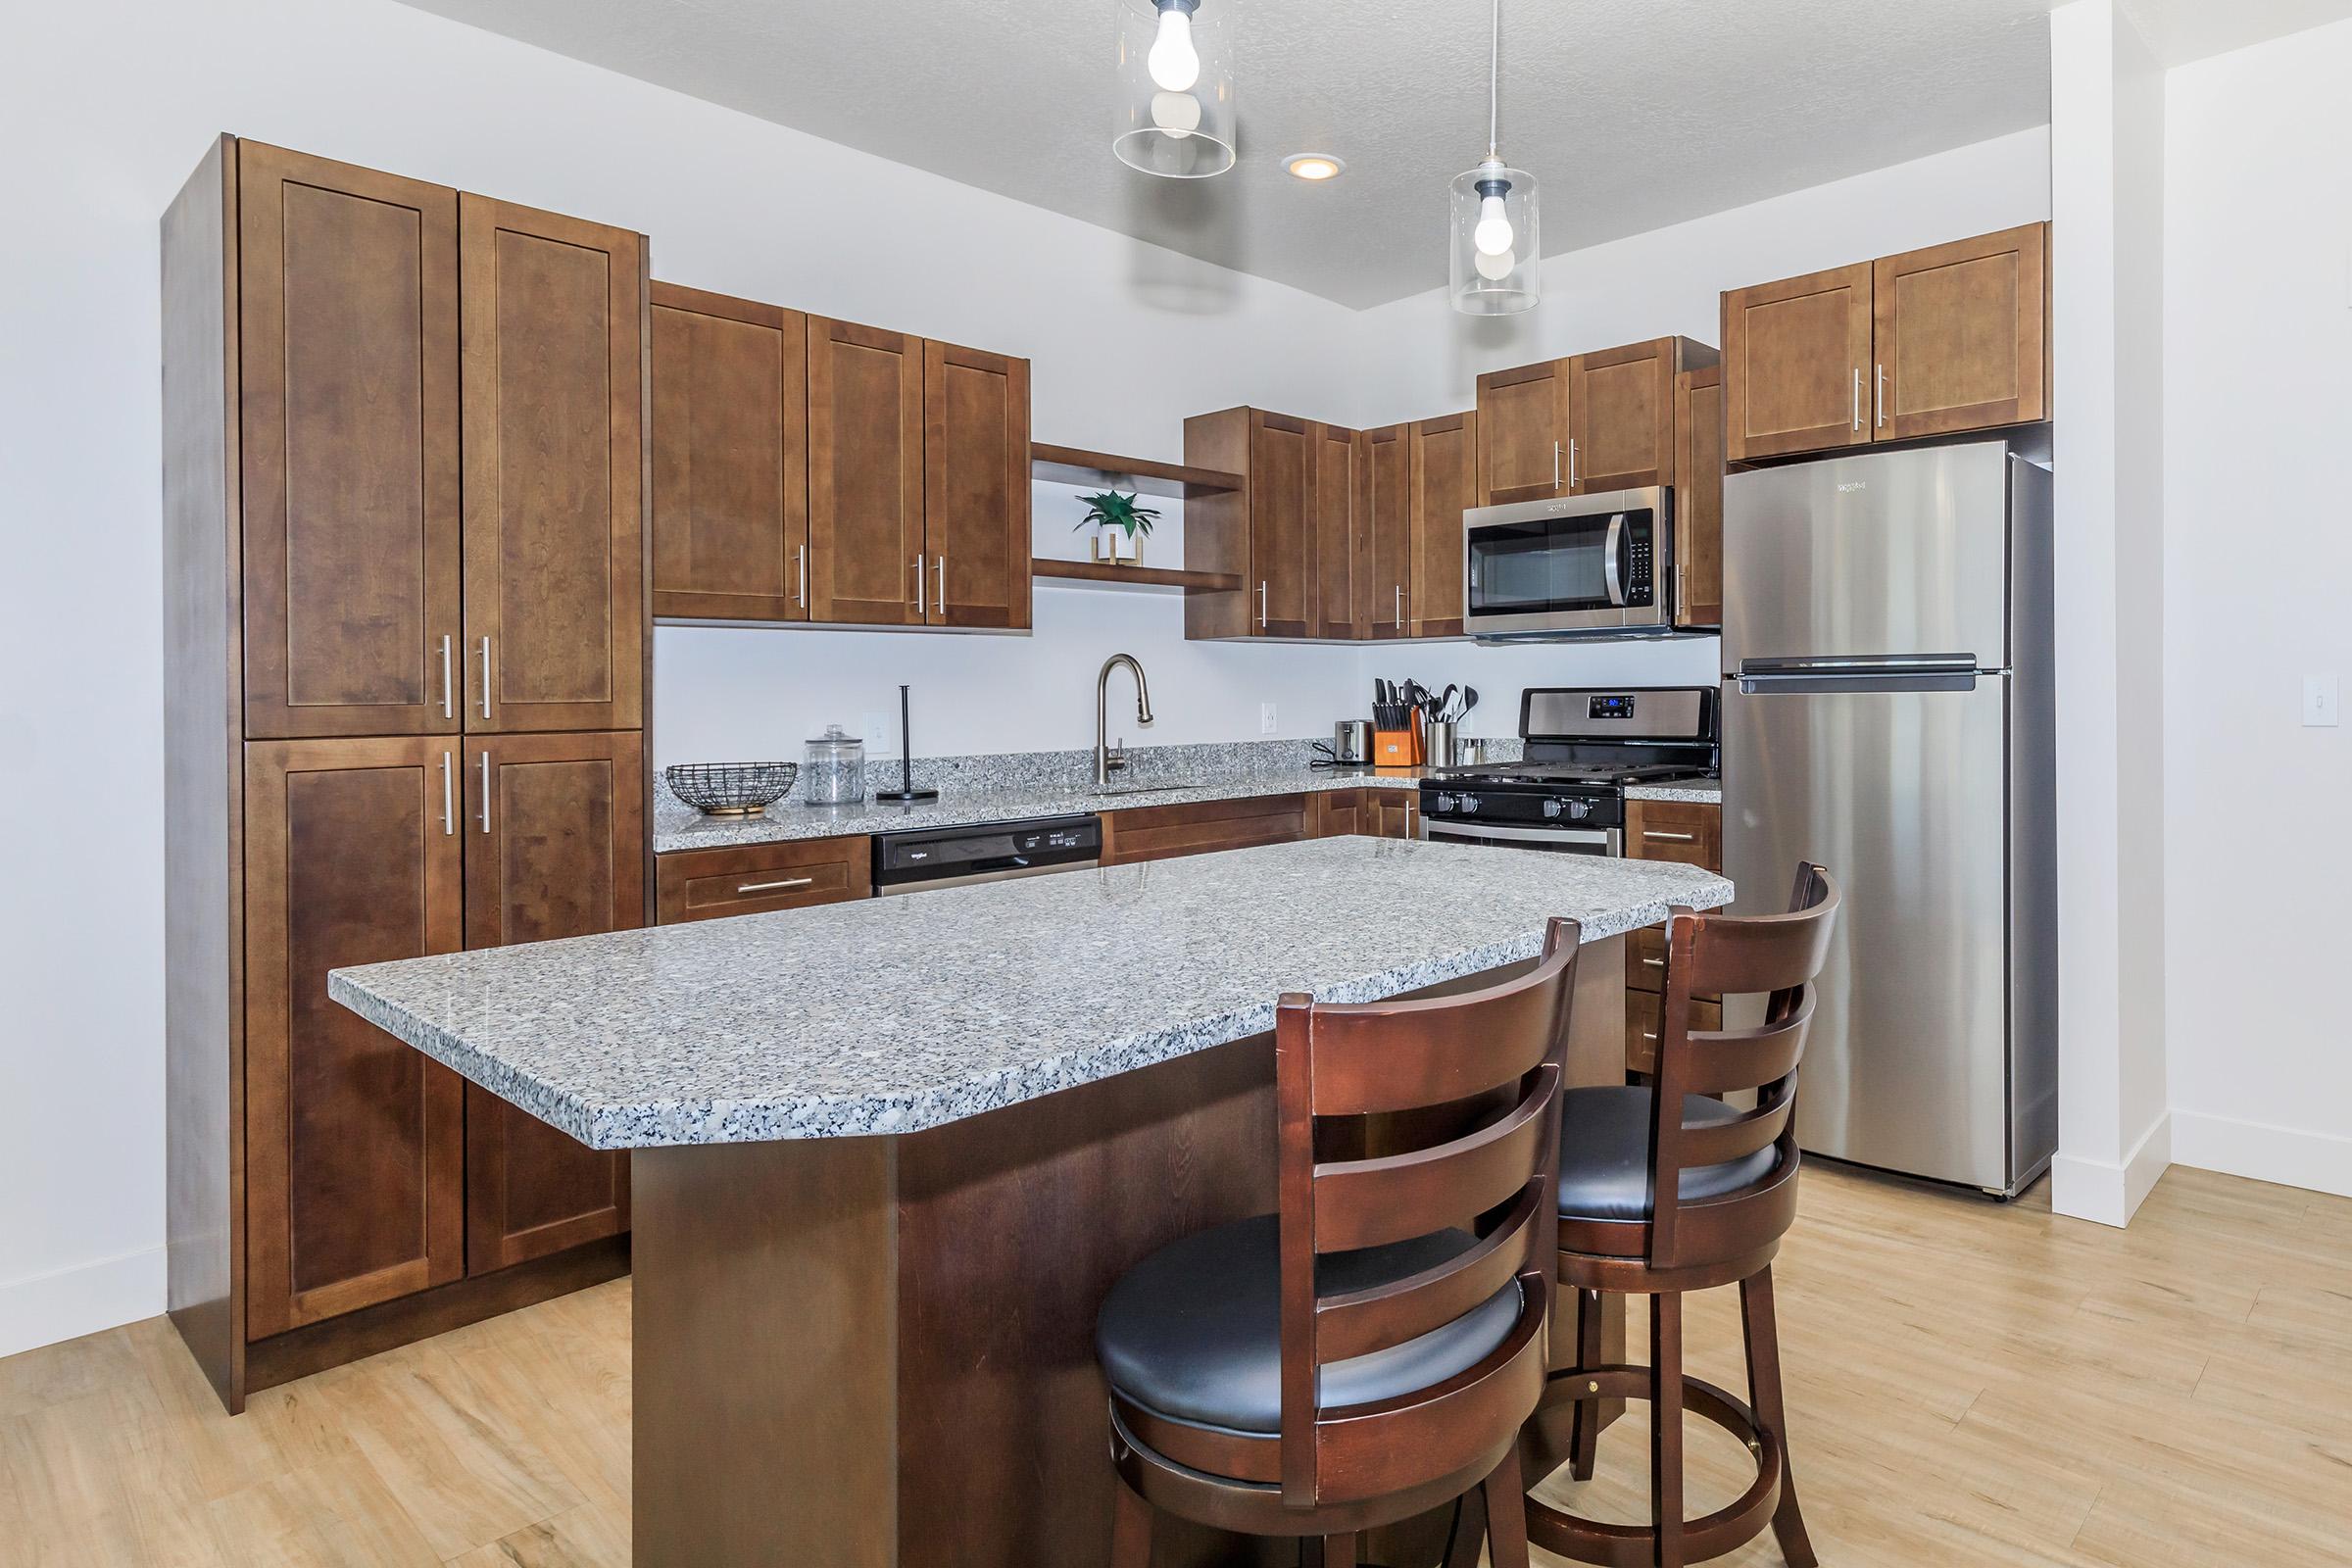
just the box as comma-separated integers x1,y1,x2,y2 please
1090,779,1208,797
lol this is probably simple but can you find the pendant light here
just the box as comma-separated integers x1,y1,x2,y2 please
1113,0,1237,178
1450,0,1540,314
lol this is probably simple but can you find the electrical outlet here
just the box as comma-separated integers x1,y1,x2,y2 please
2303,676,2339,728
861,710,892,751
1260,703,1278,735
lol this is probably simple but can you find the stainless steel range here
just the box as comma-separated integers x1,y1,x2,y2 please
1417,687,1718,856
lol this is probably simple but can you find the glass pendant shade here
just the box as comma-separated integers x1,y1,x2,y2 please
1450,161,1540,315
1112,0,1236,178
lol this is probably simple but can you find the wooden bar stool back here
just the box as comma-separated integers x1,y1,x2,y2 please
1530,863,1839,1568
1097,919,1586,1567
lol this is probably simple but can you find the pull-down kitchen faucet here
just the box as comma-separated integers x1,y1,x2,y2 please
1095,654,1154,789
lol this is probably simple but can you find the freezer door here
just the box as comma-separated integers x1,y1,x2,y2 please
1723,442,2015,671
1722,672,2011,1189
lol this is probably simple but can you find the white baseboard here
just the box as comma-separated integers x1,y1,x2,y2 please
2049,1111,2173,1227
0,1246,167,1361
2171,1110,2352,1200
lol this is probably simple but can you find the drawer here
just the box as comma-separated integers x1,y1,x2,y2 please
1624,923,1720,1001
656,835,871,923
1103,794,1311,866
1625,799,1721,871
1626,989,1724,1078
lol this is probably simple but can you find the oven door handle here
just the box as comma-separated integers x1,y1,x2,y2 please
1422,818,1617,850
1602,514,1628,607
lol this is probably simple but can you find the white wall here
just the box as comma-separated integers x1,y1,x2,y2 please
2160,17,2352,1198
2046,0,2172,1227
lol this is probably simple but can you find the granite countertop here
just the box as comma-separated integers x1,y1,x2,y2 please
331,838,1732,1151
657,765,1427,854
1625,776,1723,806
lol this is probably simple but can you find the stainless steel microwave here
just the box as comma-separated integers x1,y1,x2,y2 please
1462,487,1673,639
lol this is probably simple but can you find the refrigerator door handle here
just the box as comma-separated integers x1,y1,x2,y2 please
1738,653,1979,676
1739,668,1981,696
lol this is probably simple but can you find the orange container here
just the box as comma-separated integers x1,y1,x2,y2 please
1372,725,1424,768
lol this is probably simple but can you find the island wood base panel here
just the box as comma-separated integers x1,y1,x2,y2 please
631,939,1627,1567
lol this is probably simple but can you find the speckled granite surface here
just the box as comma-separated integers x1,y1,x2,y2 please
331,837,1730,1151
654,739,1523,853
1624,777,1723,805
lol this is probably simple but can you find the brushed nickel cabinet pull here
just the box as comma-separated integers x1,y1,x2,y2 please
736,877,814,895
478,636,492,720
914,555,926,616
1394,584,1404,630
440,752,455,836
439,635,454,720
1642,1031,1661,1043
1642,957,1664,969
1643,830,1698,843
1257,580,1269,629
478,752,491,833
797,544,808,608
1877,364,1888,428
1568,437,1579,489
1852,368,1863,432
1552,440,1561,490
936,554,947,616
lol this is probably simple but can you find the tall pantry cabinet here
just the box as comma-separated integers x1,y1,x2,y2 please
165,136,648,1412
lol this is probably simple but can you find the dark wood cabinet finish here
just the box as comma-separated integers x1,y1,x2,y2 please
650,282,808,623
1309,422,1360,640
462,732,643,1275
1475,358,1568,506
1874,222,2048,441
923,340,1032,630
237,142,461,740
1249,413,1315,637
243,737,466,1338
1624,990,1724,1080
1409,411,1477,637
1102,794,1313,865
1722,262,1875,462
1625,798,1723,872
460,195,647,733
1320,787,1419,840
1368,788,1419,841
808,318,925,626
656,836,873,923
1566,338,1678,492
1674,367,1725,629
1359,423,1415,641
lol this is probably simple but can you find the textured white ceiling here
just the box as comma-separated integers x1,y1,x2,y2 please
384,0,2328,308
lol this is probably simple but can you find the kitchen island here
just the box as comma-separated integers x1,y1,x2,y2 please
332,837,1732,1567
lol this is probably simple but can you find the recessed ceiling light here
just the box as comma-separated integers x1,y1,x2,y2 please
1284,153,1346,182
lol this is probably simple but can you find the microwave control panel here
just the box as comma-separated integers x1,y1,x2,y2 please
1623,515,1655,605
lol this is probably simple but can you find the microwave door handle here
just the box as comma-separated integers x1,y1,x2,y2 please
1602,514,1627,607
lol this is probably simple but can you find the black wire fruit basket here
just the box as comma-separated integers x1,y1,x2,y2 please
663,761,799,816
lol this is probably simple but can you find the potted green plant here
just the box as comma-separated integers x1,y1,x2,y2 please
1076,489,1161,565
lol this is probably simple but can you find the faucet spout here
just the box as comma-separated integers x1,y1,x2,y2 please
1095,654,1152,789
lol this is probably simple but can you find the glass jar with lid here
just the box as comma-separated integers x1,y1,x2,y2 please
802,724,866,806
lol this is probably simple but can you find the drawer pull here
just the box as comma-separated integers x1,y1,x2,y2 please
1642,831,1698,843
736,877,816,895
1642,957,1664,969
1642,1031,1661,1043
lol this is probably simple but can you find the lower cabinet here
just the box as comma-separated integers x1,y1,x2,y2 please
1314,787,1419,840
1102,794,1314,865
655,835,873,922
1623,797,1725,1074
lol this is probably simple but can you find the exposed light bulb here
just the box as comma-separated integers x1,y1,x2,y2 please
1474,246,1515,282
1148,6,1200,92
1151,90,1200,137
1474,194,1514,257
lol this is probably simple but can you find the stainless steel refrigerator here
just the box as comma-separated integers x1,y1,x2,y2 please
1721,440,2056,1198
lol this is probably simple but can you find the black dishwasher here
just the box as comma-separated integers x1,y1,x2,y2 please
869,813,1102,897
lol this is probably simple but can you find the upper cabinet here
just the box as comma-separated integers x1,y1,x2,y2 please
1475,336,1715,506
1409,412,1477,638
1722,223,2048,463
1358,423,1414,642
237,144,462,740
1309,421,1360,640
1181,407,1315,639
1673,366,1725,630
650,283,808,623
460,197,647,735
651,303,1033,632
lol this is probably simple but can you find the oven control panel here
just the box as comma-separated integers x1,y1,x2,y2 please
1420,788,1624,830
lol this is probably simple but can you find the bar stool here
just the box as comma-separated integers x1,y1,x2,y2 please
1094,919,1587,1567
1529,863,1839,1568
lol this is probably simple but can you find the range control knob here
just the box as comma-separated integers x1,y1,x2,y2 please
1434,793,1458,813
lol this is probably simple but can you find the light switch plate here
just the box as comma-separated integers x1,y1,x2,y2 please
2303,675,2338,727
1259,703,1278,735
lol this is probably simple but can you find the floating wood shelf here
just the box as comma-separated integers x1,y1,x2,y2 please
1031,558,1243,593
1029,442,1246,499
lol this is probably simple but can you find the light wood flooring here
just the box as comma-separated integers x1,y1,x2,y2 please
2,1161,2348,1566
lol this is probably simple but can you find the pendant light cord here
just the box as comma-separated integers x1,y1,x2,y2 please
1487,0,1500,160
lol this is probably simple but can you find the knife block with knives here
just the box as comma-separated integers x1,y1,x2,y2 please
1371,678,1428,768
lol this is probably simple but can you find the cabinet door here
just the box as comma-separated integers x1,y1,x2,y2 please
460,196,647,733
808,318,924,626
1308,422,1359,640
923,340,1031,630
1567,339,1676,492
1674,367,1725,628
1474,359,1568,505
1102,795,1313,865
1369,790,1419,840
1625,799,1722,872
1410,412,1476,638
1314,789,1367,838
245,738,466,1337
650,282,808,623
462,732,644,1275
238,143,460,740
1248,413,1314,637
1874,223,2049,442
1722,263,1874,462
656,837,873,923
1360,423,1415,641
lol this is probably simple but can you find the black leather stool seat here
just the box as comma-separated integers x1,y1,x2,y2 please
1096,1213,1522,1438
1557,1087,1779,1222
